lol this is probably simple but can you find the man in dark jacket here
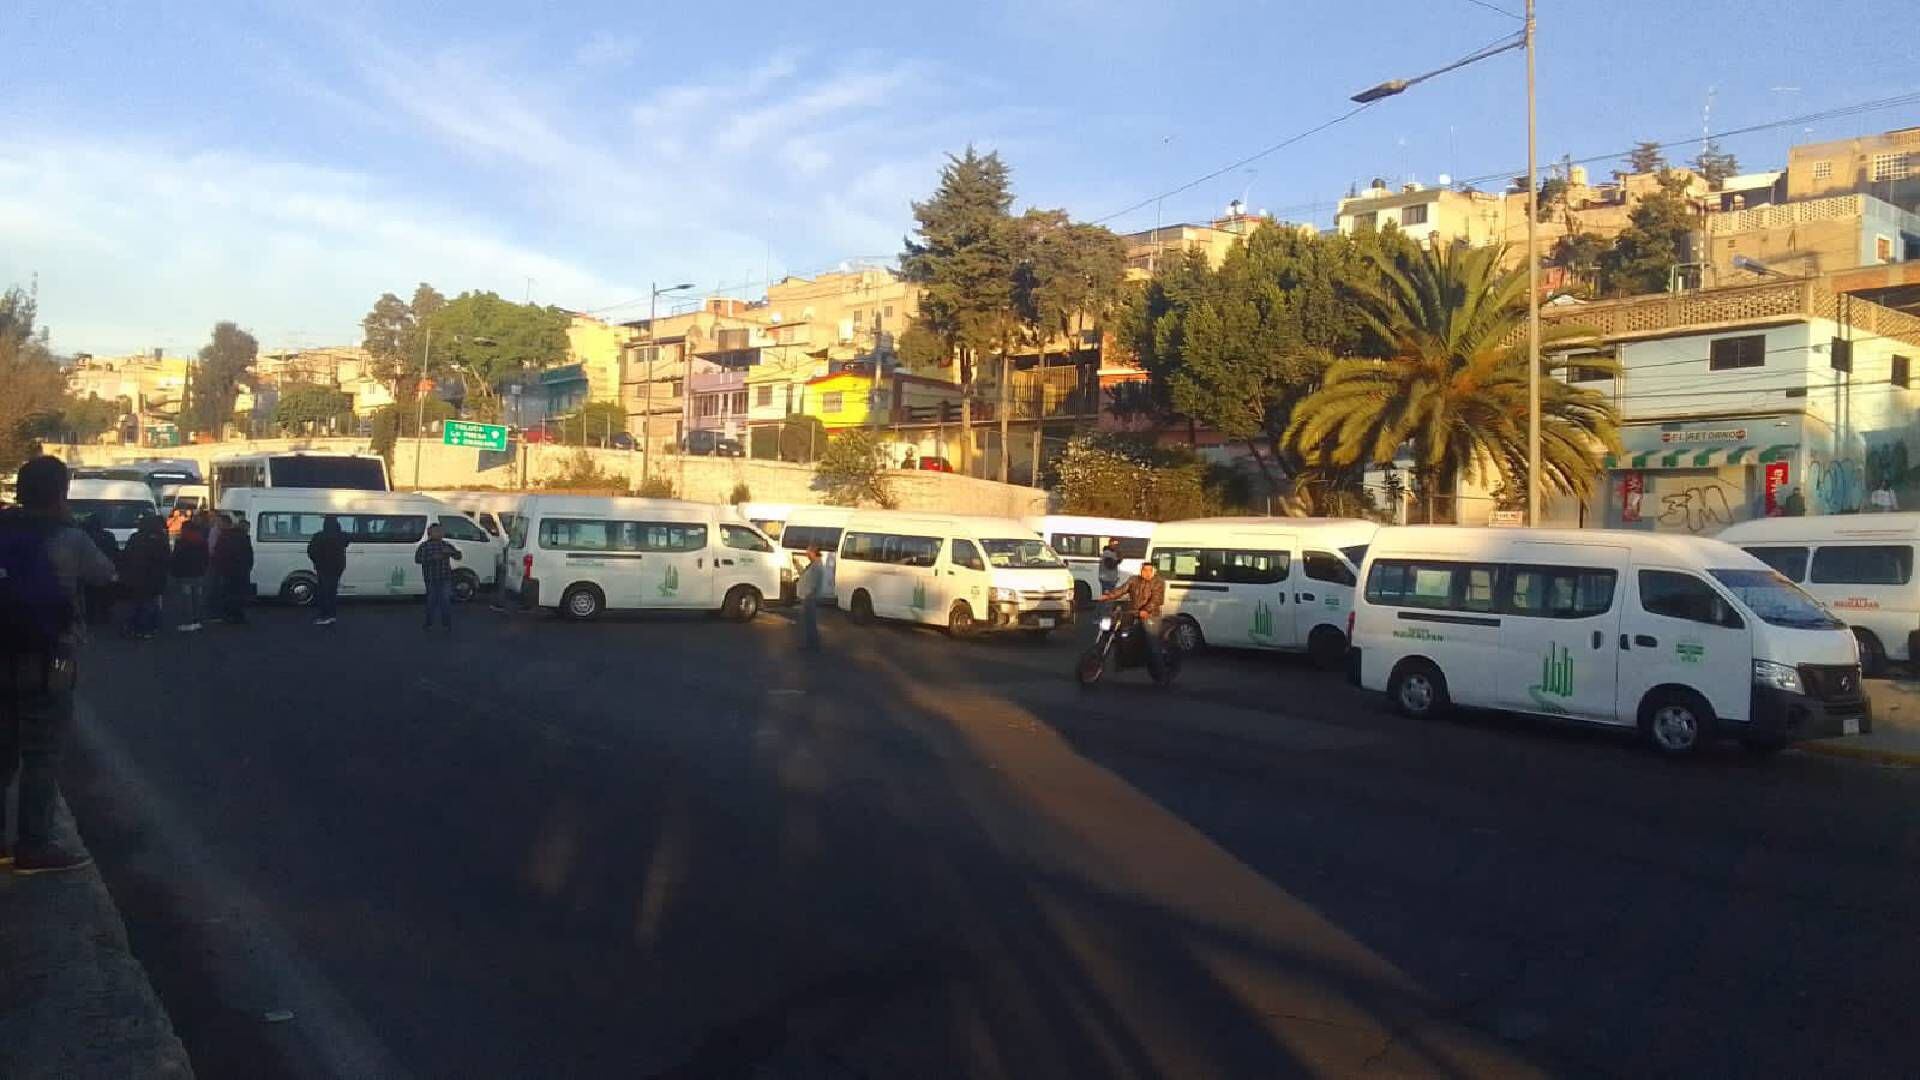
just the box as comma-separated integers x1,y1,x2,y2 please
305,516,350,626
118,514,171,639
212,518,254,624
169,513,211,631
414,523,463,632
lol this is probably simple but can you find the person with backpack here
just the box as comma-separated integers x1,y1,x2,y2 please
305,515,349,626
170,511,211,631
212,518,254,625
118,514,171,639
2,456,116,875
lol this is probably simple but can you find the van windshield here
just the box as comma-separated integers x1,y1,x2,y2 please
69,499,151,530
1708,569,1845,630
981,539,1063,569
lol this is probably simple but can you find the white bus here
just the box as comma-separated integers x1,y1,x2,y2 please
773,506,855,603
1146,517,1378,668
834,511,1074,638
221,489,500,604
504,495,782,622
210,452,389,506
1349,526,1868,756
1026,514,1154,606
68,478,159,544
1716,513,1920,676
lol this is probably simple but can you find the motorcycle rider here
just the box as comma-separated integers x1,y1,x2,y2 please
1099,560,1166,678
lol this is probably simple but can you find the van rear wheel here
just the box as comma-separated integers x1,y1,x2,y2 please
722,585,761,622
451,570,479,603
560,583,604,622
1073,581,1092,609
280,572,317,607
850,590,875,624
1167,616,1203,653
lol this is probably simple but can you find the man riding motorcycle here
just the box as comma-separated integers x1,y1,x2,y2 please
1100,560,1167,678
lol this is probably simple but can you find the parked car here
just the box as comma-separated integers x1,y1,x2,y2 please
681,430,744,457
917,456,953,473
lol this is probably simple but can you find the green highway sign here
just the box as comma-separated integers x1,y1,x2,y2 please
442,420,508,451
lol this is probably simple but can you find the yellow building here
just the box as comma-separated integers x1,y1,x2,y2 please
66,351,192,418
565,313,628,404
763,266,925,372
1121,205,1281,280
800,364,964,431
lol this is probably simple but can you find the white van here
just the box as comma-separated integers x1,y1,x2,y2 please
834,511,1074,637
1716,513,1920,676
505,495,782,621
732,502,796,540
773,506,855,603
1027,514,1154,605
67,479,159,544
1350,526,1869,755
419,491,527,540
1146,517,1378,668
222,489,501,604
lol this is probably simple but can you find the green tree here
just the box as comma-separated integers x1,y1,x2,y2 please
1013,211,1128,483
361,283,446,393
1049,433,1239,520
558,401,628,445
273,384,355,433
1286,244,1619,520
1550,232,1609,297
1691,140,1740,186
816,428,895,507
426,291,571,413
184,321,258,436
1536,175,1570,221
1598,170,1698,297
58,394,122,443
900,147,1018,476
1625,141,1665,174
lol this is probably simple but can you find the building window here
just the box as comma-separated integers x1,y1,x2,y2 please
1877,235,1896,263
728,391,748,414
1871,152,1912,182
1831,336,1854,374
1811,160,1833,181
1350,211,1377,232
668,380,683,397
1893,355,1911,389
884,305,895,319
1708,335,1766,371
821,391,844,413
1401,203,1429,226
1567,363,1611,384
756,384,773,407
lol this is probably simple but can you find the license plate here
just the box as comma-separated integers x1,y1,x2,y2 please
1843,716,1861,736
1036,617,1055,628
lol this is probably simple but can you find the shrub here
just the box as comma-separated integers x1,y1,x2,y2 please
729,482,751,505
817,429,894,507
636,475,676,498
542,448,629,494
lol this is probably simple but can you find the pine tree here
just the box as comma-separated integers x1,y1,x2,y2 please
1691,139,1740,186
1625,141,1665,174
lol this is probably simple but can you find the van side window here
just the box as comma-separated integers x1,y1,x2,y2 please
438,515,490,543
952,539,986,572
356,515,427,543
475,512,501,536
1743,546,1808,582
1303,551,1356,586
1809,544,1913,585
1224,550,1288,584
1050,533,1101,558
1638,570,1744,628
1365,559,1500,612
632,523,707,553
1504,565,1616,618
720,524,772,553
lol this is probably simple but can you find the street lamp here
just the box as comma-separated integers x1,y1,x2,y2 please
624,282,697,491
411,332,497,489
1352,12,1540,525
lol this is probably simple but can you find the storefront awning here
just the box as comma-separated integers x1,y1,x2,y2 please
1605,443,1798,469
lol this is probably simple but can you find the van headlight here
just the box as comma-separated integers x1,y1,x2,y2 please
990,587,1018,603
1752,660,1804,694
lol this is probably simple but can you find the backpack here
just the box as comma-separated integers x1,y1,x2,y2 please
0,510,72,671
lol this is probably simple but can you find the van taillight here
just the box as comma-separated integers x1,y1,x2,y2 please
1346,611,1355,638
522,554,534,578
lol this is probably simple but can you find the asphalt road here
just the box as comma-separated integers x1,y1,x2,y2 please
64,597,1920,1079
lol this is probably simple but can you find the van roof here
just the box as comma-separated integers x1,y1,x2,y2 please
1369,525,1755,569
217,489,452,512
68,478,156,502
1716,513,1920,542
844,509,1039,537
518,494,716,518
1151,516,1379,542
1029,514,1155,533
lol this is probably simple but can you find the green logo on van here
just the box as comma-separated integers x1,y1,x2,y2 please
1528,643,1574,714
658,564,680,598
910,581,927,612
1251,600,1275,639
387,567,406,592
1676,641,1705,664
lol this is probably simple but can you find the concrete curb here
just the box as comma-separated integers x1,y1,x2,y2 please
1795,739,1920,767
0,793,194,1080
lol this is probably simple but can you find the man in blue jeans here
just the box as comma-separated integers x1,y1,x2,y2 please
414,523,462,632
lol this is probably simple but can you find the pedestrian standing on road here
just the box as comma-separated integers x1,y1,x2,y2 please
795,544,825,651
205,512,233,618
118,514,170,640
305,515,349,626
79,515,120,627
414,523,462,632
165,507,187,540
1,456,116,875
1098,537,1123,594
213,519,254,624
169,512,210,632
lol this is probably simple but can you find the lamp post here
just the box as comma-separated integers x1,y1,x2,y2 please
625,282,696,492
1353,7,1539,524
410,332,495,489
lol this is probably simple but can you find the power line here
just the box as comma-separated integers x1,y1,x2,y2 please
1456,0,1522,18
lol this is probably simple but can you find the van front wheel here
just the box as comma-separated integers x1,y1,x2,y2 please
451,570,480,603
722,585,761,622
947,602,978,639
561,584,605,622
1388,660,1449,720
1640,688,1714,756
280,572,317,607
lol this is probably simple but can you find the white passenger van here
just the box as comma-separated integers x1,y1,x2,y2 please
1026,514,1154,606
505,495,782,622
222,489,501,604
773,506,855,603
1146,517,1378,668
834,511,1074,637
1350,526,1869,755
732,502,796,540
67,479,159,543
420,491,527,540
1716,513,1920,676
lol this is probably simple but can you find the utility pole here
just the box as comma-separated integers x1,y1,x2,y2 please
411,325,431,490
1524,0,1542,527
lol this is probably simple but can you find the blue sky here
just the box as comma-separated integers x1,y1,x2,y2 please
5,0,1915,357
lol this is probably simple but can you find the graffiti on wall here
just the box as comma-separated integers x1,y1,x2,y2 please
1809,458,1864,515
1656,483,1737,533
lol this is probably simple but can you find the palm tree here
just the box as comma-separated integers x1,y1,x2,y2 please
1286,243,1618,520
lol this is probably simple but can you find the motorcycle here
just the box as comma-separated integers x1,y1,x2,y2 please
1076,603,1181,687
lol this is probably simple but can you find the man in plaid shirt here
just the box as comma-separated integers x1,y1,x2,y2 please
414,523,463,631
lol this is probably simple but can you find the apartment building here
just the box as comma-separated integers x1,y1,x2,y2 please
1707,194,1920,283
66,351,191,418
1787,128,1920,211
619,298,768,458
1337,181,1509,249
1540,280,1920,532
565,313,628,405
1119,204,1285,279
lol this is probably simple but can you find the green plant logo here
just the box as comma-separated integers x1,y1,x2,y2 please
1528,643,1574,713
1676,641,1705,664
910,581,927,611
1251,599,1274,639
658,564,680,597
387,567,405,592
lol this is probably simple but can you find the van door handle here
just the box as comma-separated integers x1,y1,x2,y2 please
1619,634,1630,650
1299,592,1316,602
1634,634,1658,648
1592,630,1604,649
697,558,704,569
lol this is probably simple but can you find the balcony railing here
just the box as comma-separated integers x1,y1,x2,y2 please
1540,280,1920,349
